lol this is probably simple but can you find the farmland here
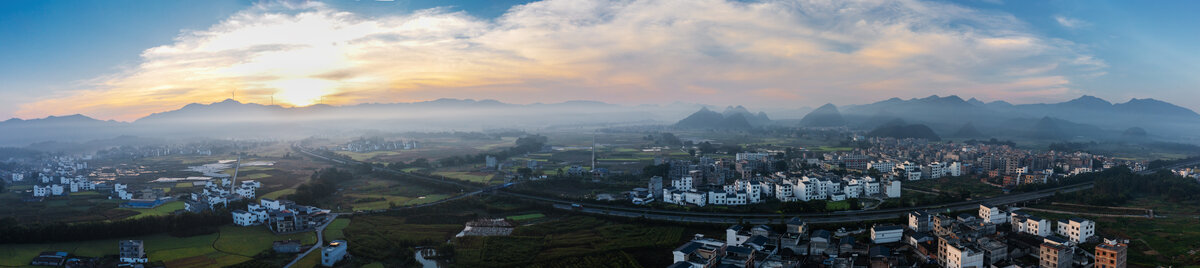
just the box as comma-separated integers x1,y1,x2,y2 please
0,225,314,267
1024,197,1200,266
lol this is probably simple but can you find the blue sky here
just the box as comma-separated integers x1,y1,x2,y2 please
1,0,1197,120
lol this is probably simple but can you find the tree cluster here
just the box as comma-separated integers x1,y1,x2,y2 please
1056,167,1200,206
290,168,356,205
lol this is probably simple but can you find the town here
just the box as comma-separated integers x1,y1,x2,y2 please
4,1,1200,267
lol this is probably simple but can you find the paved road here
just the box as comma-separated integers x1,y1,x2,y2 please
518,182,1092,224
284,214,339,268
294,145,1190,224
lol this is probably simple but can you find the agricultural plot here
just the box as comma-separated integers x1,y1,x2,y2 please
433,171,495,184
120,201,186,219
323,218,351,241
453,216,683,267
0,225,316,267
906,177,1004,198
214,226,317,255
1024,197,1200,266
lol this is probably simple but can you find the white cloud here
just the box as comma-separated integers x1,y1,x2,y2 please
18,0,1106,121
1054,15,1089,29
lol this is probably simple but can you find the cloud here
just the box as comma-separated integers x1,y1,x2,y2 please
1054,15,1089,29
17,0,1105,121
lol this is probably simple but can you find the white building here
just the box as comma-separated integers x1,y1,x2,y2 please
896,162,922,180
867,161,896,174
944,242,984,268
683,191,707,207
50,184,65,196
672,176,695,191
32,185,49,197
978,205,1007,224
870,225,903,244
928,162,946,179
1056,218,1095,243
1011,212,1052,237
948,162,963,177
908,211,932,232
321,240,349,267
883,180,901,198
11,173,22,182
232,210,258,226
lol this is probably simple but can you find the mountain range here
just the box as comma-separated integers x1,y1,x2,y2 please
4,95,1200,148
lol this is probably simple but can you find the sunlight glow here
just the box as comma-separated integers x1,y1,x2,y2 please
271,78,339,107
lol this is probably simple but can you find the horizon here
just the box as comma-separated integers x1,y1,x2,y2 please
2,0,1198,121
8,93,1192,123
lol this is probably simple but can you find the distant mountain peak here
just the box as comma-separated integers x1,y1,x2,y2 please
1064,95,1112,106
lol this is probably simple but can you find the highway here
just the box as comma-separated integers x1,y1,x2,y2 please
293,145,1189,224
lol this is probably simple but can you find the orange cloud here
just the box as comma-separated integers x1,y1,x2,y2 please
15,0,1105,121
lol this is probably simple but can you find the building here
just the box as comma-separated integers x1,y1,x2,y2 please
273,240,303,253
119,240,148,264
1056,217,1096,243
649,176,663,200
1040,242,1073,268
1011,212,1051,237
978,205,1007,224
485,155,497,169
870,225,903,244
908,211,932,232
30,252,67,266
940,238,984,268
321,240,349,267
1095,238,1128,268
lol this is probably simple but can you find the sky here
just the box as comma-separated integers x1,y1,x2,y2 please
1,0,1197,121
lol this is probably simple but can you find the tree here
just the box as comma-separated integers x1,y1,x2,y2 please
643,163,669,178
517,167,533,178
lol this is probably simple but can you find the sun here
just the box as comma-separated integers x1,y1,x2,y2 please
271,78,338,107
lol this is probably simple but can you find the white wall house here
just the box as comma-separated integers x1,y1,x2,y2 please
232,210,258,226
883,180,901,198
978,205,1008,224
321,240,349,267
944,243,984,268
871,225,904,244
32,185,49,197
1056,218,1095,243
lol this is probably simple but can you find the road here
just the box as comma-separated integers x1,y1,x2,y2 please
293,145,1189,224
284,214,339,268
517,182,1093,224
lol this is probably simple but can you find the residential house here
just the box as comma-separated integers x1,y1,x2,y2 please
321,240,348,267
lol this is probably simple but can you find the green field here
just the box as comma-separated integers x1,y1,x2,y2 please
454,216,683,267
340,151,404,162
262,188,296,200
345,194,413,210
434,172,495,184
906,176,1004,198
825,201,851,211
174,182,195,188
506,213,546,221
214,225,317,255
0,225,316,267
1024,197,1200,266
323,218,351,241
120,201,186,219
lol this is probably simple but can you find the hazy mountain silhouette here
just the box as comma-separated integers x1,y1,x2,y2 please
720,105,772,126
799,103,846,127
675,108,754,130
952,122,985,138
